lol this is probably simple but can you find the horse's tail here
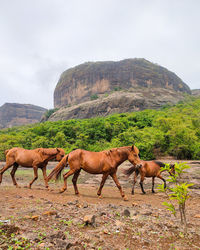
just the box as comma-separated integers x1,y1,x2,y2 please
123,166,136,177
47,154,69,181
154,161,165,168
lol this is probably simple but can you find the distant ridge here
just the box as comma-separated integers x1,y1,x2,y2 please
0,103,47,128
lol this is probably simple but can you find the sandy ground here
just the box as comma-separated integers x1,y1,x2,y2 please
0,160,200,249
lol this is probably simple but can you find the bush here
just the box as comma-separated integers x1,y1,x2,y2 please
90,94,98,100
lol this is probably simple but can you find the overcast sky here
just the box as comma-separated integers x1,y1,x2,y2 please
0,0,199,109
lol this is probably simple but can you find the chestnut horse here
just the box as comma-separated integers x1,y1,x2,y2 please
0,147,65,189
124,160,175,195
47,145,141,200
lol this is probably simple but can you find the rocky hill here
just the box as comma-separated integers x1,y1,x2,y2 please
0,103,47,128
54,59,190,107
50,58,191,120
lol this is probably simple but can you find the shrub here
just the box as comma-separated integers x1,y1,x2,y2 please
90,94,98,100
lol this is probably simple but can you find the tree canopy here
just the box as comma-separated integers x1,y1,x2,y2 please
0,96,200,161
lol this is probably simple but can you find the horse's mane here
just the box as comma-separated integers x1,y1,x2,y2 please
103,146,132,154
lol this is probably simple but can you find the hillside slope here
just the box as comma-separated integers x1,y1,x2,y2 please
49,88,186,121
1,96,199,161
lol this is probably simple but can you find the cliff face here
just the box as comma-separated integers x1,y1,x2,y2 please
0,103,47,128
54,58,191,108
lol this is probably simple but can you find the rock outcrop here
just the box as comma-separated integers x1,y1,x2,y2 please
0,103,47,128
192,89,200,96
48,59,191,121
54,58,191,108
49,88,186,121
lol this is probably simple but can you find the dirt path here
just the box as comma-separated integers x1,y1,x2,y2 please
0,160,200,249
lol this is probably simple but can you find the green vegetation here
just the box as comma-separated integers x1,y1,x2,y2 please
158,163,193,233
43,108,59,120
0,224,32,249
90,94,99,100
0,96,200,161
114,86,122,91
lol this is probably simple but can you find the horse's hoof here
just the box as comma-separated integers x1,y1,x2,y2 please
123,196,129,201
75,193,80,196
142,192,146,195
59,188,66,193
16,185,21,188
98,195,103,199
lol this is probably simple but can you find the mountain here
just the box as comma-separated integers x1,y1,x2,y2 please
0,103,47,128
49,58,191,121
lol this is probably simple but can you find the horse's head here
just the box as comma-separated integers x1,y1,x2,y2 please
169,164,175,176
55,148,65,161
128,145,142,168
37,148,65,161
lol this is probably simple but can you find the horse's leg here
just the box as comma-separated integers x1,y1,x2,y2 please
97,173,109,197
0,162,14,184
28,166,38,189
152,177,155,193
110,172,128,201
139,174,146,194
41,164,49,189
72,169,81,195
10,163,20,188
157,174,166,189
131,171,138,195
60,169,75,193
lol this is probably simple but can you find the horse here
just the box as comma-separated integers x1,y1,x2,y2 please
124,160,175,195
46,145,142,201
0,147,65,189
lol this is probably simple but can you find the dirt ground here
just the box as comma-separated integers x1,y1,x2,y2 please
0,160,200,249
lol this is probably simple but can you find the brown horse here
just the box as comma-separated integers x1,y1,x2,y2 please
47,145,141,200
124,160,175,195
0,147,65,189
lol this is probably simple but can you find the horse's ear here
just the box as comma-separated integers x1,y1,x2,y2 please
56,148,60,153
131,145,134,151
37,148,44,155
132,145,139,155
4,149,10,156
